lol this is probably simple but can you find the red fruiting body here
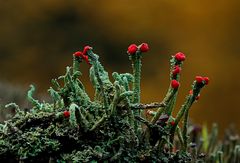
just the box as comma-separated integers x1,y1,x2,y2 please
84,55,91,65
171,80,180,89
139,43,149,52
189,89,193,95
203,77,209,85
73,51,83,57
195,76,204,84
170,121,175,126
127,44,138,54
174,52,186,61
172,65,181,75
73,50,91,64
63,111,70,118
83,46,92,55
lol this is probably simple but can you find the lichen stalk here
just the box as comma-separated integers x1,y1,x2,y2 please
151,89,177,124
73,56,81,75
87,50,110,109
177,125,184,148
165,54,185,116
131,54,142,110
170,79,206,149
182,109,189,151
129,52,142,132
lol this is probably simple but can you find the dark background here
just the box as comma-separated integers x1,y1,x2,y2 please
0,0,239,134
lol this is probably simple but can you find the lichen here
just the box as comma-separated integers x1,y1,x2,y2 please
0,44,239,162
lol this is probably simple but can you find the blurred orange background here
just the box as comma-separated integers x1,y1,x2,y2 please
0,0,239,134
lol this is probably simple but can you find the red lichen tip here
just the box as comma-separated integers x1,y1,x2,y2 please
171,80,180,89
203,77,209,85
195,76,204,84
170,121,175,126
189,89,193,95
172,65,181,75
63,110,70,118
127,44,138,54
84,55,91,65
139,43,149,52
73,51,83,57
174,52,186,62
82,45,92,55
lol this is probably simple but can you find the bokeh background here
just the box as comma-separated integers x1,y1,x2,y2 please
0,0,239,134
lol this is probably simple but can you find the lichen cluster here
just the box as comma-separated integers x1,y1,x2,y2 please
0,44,239,162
